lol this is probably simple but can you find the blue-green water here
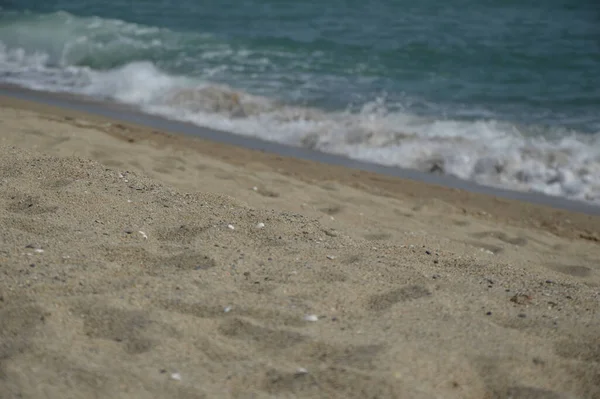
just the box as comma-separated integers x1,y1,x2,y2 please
1,1,600,202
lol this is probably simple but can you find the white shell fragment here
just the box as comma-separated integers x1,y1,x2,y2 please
224,306,232,313
326,255,336,260
228,224,235,230
304,314,319,322
296,367,308,374
256,222,265,229
170,372,182,381
138,231,148,239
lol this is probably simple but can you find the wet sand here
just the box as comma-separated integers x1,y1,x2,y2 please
0,95,599,398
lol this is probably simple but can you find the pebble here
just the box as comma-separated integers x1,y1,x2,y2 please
224,306,232,313
326,255,336,260
304,314,319,322
296,368,308,375
256,222,265,229
228,224,235,230
510,293,531,305
170,372,182,381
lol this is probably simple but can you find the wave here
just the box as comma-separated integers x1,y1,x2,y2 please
1,11,599,204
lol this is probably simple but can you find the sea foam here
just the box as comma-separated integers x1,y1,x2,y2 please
1,11,599,204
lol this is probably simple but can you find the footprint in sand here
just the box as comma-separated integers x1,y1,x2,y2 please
75,304,178,355
547,264,593,278
6,195,58,216
218,317,306,349
470,231,528,246
367,285,432,311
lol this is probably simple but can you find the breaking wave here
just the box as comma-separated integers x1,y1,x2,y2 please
1,11,599,203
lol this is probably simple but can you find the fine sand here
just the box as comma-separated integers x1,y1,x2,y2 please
0,96,599,399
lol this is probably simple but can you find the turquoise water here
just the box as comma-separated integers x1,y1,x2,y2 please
1,1,600,202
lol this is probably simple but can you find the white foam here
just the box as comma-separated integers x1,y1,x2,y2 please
1,13,599,204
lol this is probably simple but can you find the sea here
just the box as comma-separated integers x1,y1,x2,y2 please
1,1,599,203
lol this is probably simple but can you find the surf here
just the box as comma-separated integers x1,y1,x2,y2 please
1,10,599,204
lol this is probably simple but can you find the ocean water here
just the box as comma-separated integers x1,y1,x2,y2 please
1,1,599,203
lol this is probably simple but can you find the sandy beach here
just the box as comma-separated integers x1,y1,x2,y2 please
0,96,599,398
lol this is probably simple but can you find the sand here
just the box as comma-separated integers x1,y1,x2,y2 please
0,97,599,399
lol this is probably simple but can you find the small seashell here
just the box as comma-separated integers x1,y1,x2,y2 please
228,224,235,230
256,222,265,229
170,372,181,381
224,306,232,313
296,367,308,374
304,314,319,322
138,231,148,239
326,255,336,260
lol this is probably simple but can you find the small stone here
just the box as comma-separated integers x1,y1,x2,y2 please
256,222,265,229
170,372,182,381
224,306,232,313
295,368,308,375
518,313,527,318
326,255,336,260
486,311,492,316
425,250,431,255
510,294,531,305
304,314,319,322
228,224,235,230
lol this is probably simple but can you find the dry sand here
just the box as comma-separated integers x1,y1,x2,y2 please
0,97,599,398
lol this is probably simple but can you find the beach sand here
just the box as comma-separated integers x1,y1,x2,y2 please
0,96,599,398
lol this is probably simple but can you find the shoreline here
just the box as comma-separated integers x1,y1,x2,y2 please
2,85,600,218
1,86,600,244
